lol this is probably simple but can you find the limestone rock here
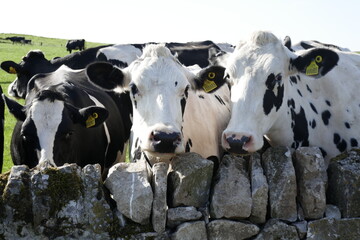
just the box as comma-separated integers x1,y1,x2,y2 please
152,162,169,233
262,146,297,222
171,221,207,240
207,219,259,240
294,147,327,219
168,152,213,208
210,155,252,219
327,149,360,218
249,152,268,223
105,160,153,225
167,206,202,228
254,219,299,240
307,218,360,240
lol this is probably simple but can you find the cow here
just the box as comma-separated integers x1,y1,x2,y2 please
216,30,360,165
66,39,85,53
283,36,351,52
0,45,111,99
3,65,132,178
96,44,144,68
6,36,25,44
86,44,231,165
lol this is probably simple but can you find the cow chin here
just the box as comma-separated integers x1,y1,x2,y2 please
142,143,185,163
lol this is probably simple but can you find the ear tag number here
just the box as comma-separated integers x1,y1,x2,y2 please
86,112,98,128
9,67,17,74
306,61,319,76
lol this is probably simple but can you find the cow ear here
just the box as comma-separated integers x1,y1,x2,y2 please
86,62,127,90
192,66,226,93
1,61,19,74
2,94,26,121
69,105,109,128
291,48,339,78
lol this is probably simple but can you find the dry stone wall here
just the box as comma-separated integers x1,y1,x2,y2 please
1,147,360,239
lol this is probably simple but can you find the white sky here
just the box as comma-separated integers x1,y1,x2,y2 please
1,0,359,50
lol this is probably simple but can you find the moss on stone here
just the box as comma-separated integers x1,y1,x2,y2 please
330,148,360,163
40,167,84,217
0,171,10,220
109,218,153,239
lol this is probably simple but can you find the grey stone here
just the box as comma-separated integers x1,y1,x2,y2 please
152,162,169,233
325,204,341,219
254,219,299,240
167,206,202,228
207,219,259,240
327,149,360,218
262,146,297,222
292,221,308,239
105,160,153,225
294,147,327,219
168,152,213,208
210,155,251,219
249,152,268,223
171,221,207,240
307,218,360,240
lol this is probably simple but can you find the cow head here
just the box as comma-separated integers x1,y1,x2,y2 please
221,31,339,154
3,88,108,168
1,50,50,99
86,44,226,160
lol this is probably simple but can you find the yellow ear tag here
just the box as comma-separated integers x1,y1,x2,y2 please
86,112,98,128
202,79,217,93
306,60,319,76
9,66,17,74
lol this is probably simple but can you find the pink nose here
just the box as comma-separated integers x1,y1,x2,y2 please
223,133,251,154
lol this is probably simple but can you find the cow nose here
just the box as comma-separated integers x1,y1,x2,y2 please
225,135,251,154
150,131,181,153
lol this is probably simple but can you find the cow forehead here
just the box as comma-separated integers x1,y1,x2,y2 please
30,99,64,132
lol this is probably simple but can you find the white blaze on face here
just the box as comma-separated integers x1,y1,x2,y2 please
31,99,64,165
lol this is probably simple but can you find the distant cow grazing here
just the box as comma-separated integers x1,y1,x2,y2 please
217,31,359,163
66,39,85,53
87,44,230,164
0,45,111,99
3,65,131,178
6,36,25,44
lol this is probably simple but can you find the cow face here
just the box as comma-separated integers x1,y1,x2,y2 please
87,44,226,160
3,90,108,168
1,50,50,99
222,31,339,154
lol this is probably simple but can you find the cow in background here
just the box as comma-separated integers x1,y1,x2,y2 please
87,44,230,165
66,39,85,53
3,65,131,179
0,45,111,99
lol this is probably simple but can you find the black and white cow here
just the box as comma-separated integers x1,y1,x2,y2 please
96,44,145,68
0,86,4,173
3,65,131,178
283,36,351,52
218,31,360,164
0,45,111,99
86,44,231,164
66,39,85,53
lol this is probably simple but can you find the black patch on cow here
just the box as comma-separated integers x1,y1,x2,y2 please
181,98,187,117
309,119,316,129
175,81,178,87
325,100,331,106
309,103,318,114
290,76,297,85
306,84,312,93
289,106,309,149
319,147,327,158
321,110,331,125
133,146,142,161
297,89,303,97
287,99,295,108
198,95,205,99
135,138,139,148
300,42,315,50
263,74,284,115
185,138,193,152
351,138,358,147
333,133,347,152
215,95,226,105
345,122,351,129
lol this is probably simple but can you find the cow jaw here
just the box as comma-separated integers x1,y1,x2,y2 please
31,99,64,166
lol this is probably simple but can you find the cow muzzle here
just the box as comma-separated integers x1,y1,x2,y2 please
223,133,251,155
150,130,182,153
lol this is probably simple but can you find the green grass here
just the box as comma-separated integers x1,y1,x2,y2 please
0,33,107,173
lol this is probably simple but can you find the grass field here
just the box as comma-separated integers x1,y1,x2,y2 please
0,33,106,173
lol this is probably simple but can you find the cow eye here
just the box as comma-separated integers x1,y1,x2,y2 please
275,74,282,82
129,82,139,96
65,131,73,139
182,85,190,98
